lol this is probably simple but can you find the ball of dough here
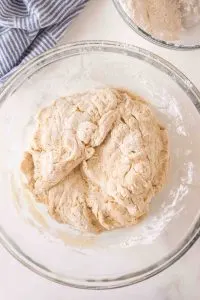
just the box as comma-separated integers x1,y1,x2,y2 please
21,88,169,233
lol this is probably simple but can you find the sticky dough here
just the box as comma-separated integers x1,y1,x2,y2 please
21,88,169,233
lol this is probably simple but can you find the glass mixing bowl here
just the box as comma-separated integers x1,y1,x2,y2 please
113,0,200,50
0,41,200,289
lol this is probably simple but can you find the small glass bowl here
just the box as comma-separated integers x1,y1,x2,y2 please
113,0,200,50
0,41,200,289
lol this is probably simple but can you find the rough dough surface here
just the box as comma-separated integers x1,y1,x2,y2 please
21,88,169,233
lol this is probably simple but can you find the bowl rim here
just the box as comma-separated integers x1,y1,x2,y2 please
0,40,200,290
112,0,200,50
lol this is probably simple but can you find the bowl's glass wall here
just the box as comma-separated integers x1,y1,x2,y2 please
0,42,199,288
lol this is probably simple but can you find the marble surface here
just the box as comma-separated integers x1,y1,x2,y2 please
1,0,200,299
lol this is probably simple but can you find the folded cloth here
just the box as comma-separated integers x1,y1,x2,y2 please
0,0,89,82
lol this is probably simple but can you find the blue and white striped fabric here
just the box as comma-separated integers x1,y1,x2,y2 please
0,0,89,82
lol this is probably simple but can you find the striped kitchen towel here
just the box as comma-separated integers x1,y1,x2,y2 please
0,0,89,82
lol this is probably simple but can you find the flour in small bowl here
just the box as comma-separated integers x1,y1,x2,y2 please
119,0,200,41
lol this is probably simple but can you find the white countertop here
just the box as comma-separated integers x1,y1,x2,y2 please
1,0,200,299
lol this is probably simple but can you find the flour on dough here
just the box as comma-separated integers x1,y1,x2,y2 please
21,88,169,233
